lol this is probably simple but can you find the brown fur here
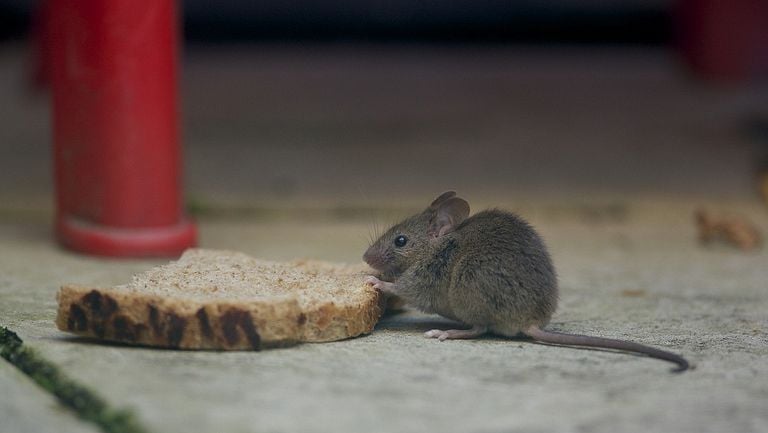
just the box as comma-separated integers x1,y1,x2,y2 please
364,192,689,372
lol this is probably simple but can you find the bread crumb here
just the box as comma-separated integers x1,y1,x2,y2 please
695,209,762,251
620,289,647,297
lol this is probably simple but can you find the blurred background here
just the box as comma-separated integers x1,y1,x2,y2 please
1,0,767,218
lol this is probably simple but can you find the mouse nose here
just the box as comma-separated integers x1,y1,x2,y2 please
363,247,380,268
363,248,374,265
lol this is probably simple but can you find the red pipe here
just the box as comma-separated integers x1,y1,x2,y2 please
50,0,196,257
676,0,768,82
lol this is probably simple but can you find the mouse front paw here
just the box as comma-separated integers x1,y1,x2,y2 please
364,275,397,294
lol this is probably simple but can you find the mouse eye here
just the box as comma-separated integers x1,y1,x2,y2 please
394,235,408,247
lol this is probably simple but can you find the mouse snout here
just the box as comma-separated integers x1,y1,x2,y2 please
363,246,384,271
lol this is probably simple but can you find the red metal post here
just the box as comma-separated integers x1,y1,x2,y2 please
49,0,197,257
676,0,768,82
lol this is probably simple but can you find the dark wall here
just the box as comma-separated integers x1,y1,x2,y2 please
1,1,670,44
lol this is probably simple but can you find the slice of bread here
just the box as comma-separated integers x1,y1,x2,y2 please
56,249,384,350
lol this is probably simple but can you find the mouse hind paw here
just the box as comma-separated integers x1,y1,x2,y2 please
424,326,488,341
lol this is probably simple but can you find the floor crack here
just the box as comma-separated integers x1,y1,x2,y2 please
0,326,150,433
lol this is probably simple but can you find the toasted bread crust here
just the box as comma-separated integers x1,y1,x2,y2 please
56,285,302,349
55,250,383,349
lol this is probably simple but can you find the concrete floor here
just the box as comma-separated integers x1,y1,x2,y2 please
2,42,768,433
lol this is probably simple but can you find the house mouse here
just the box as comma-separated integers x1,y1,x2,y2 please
363,191,690,372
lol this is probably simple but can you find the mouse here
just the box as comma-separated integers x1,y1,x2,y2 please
363,191,690,372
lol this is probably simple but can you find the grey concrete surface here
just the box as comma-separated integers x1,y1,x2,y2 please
1,200,767,433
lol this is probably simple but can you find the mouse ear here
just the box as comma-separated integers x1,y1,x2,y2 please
428,191,457,210
428,197,470,237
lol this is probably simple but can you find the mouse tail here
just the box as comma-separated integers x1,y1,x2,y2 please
523,326,690,372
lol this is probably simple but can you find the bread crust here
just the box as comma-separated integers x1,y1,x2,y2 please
55,250,384,349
